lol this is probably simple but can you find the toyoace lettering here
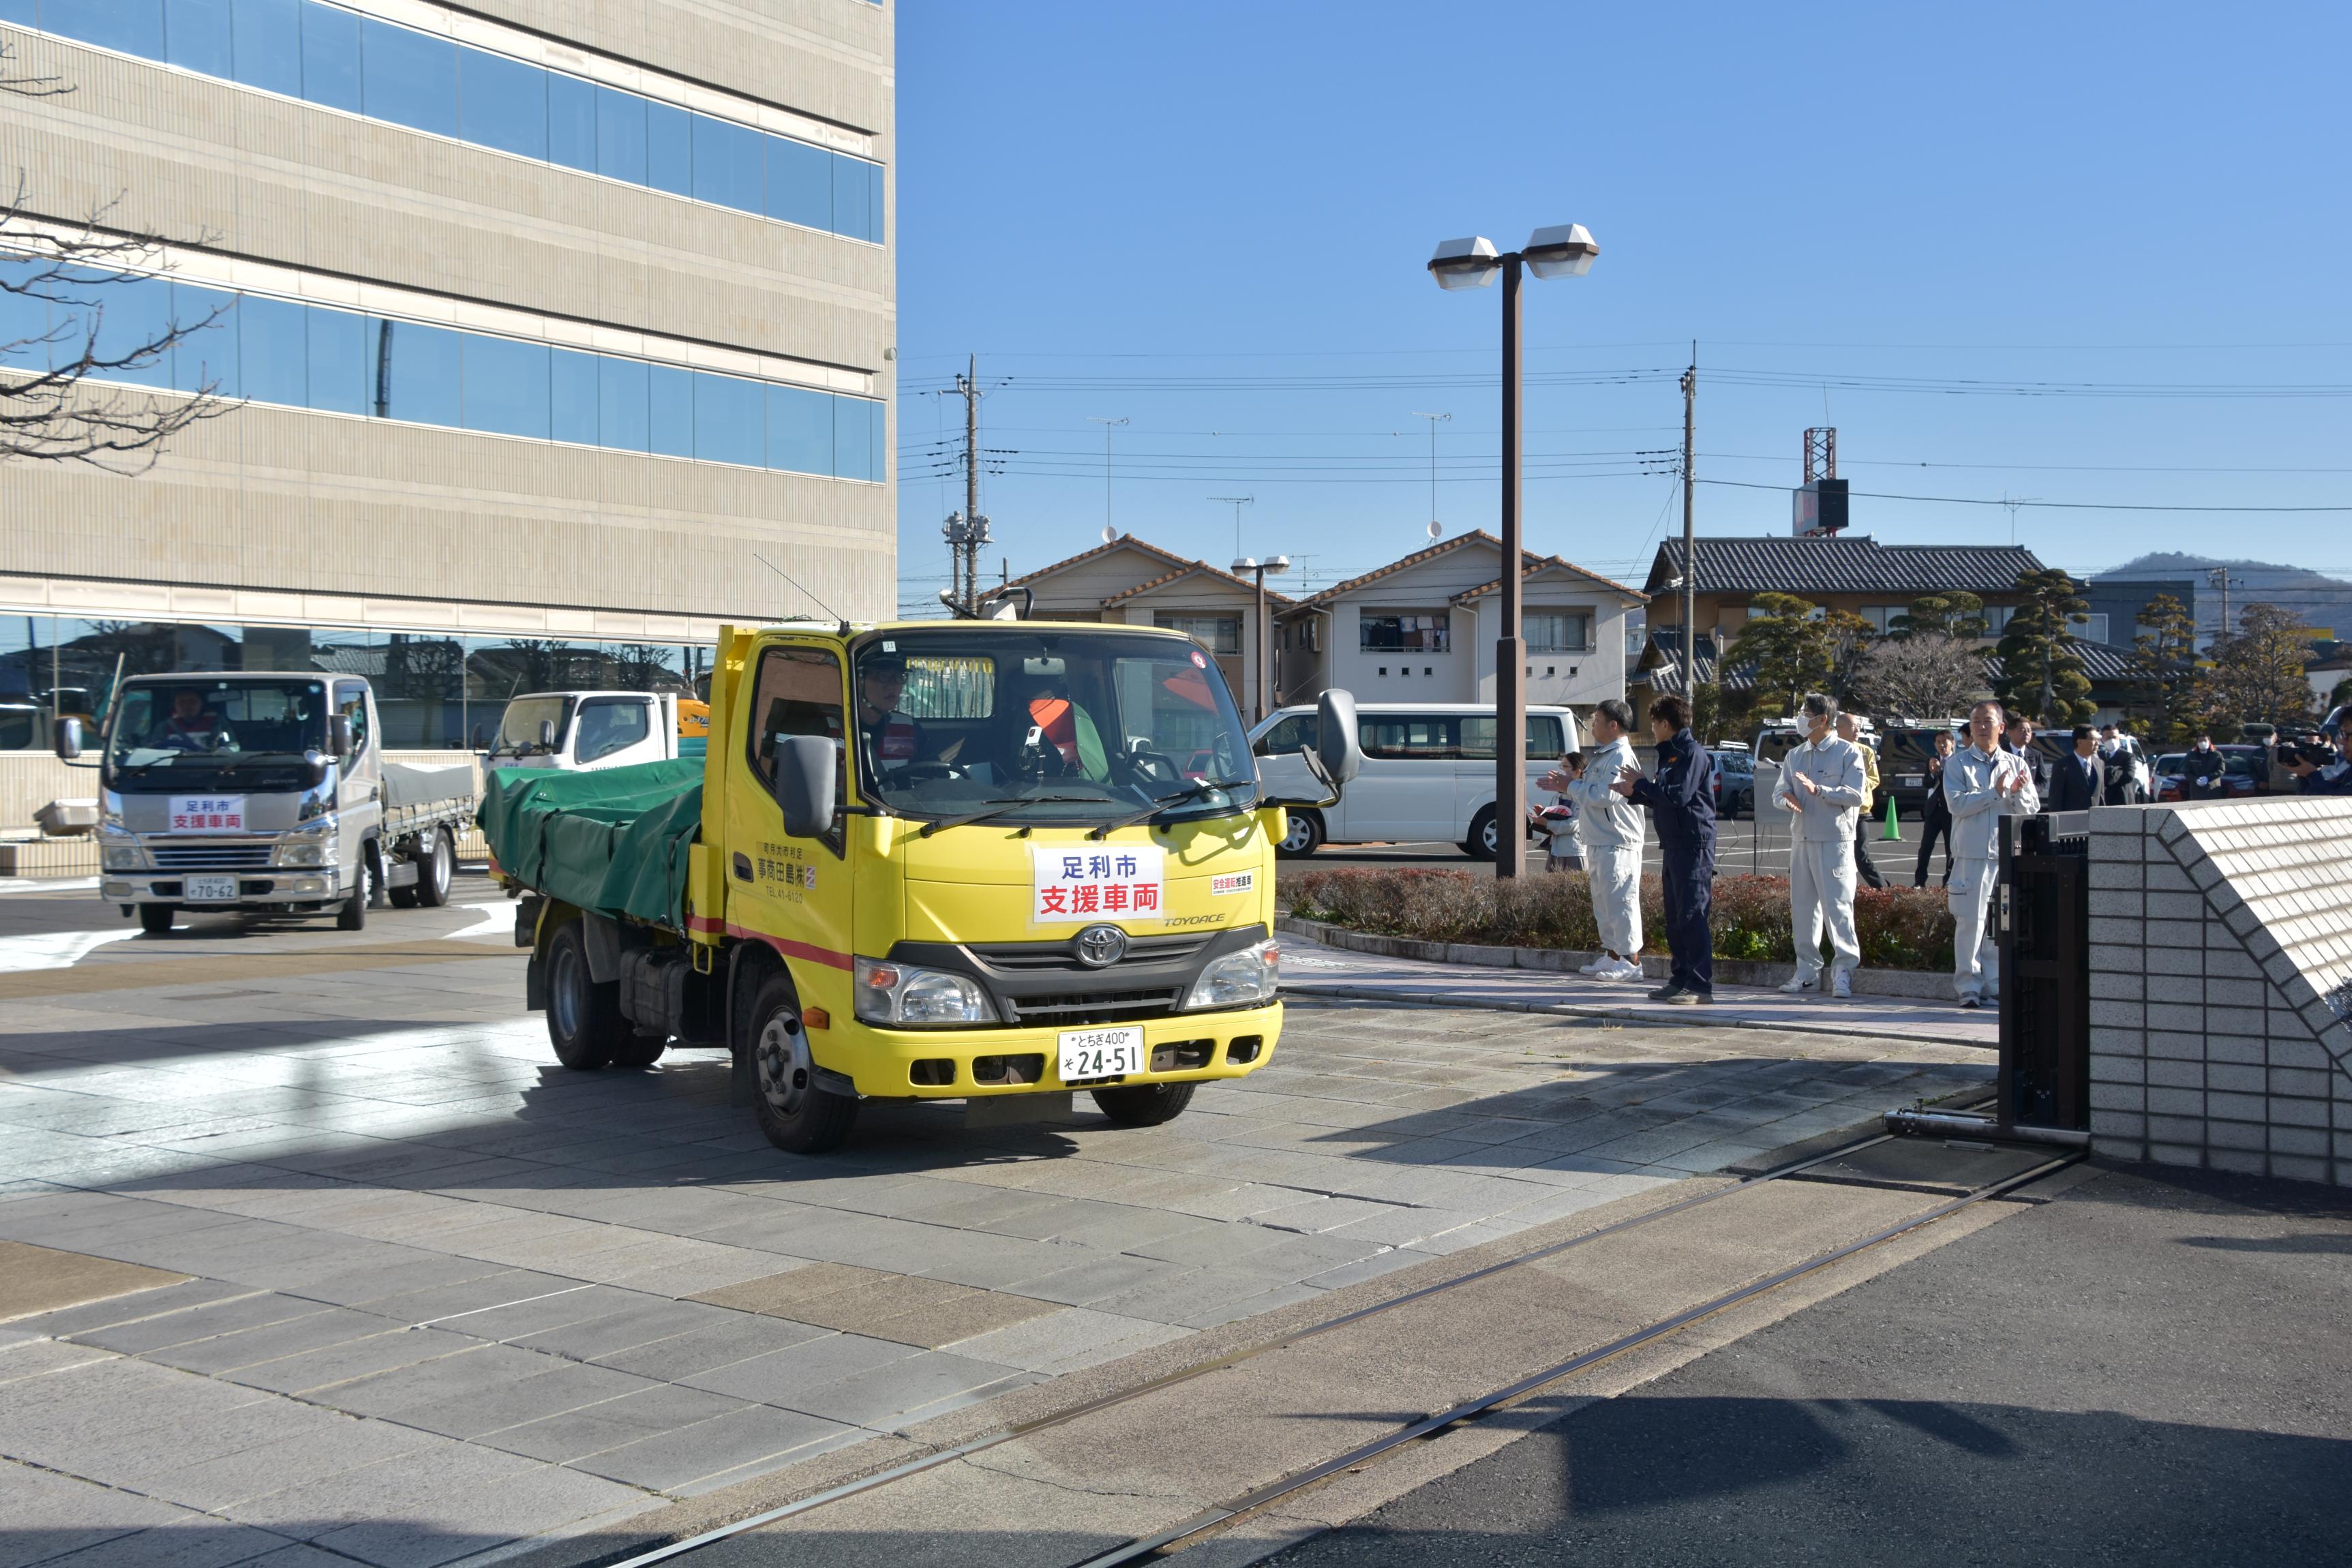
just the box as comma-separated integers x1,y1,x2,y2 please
486,618,1368,1158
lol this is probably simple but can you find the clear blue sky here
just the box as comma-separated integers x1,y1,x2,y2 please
893,1,2351,612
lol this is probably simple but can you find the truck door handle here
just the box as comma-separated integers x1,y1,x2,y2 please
732,852,753,882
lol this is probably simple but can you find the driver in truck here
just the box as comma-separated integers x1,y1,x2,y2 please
855,651,922,782
157,687,232,751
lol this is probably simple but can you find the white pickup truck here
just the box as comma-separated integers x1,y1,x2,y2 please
55,673,475,933
483,691,691,772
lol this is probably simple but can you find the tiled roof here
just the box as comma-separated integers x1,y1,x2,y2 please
1293,530,1514,609
1646,537,2046,598
1011,534,1295,609
1635,632,1746,693
1982,638,2150,684
1448,554,1646,605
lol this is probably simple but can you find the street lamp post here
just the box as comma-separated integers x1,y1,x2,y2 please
1427,224,1599,878
1231,555,1291,723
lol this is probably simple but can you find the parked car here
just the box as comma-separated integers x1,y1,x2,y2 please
1252,702,1585,859
2152,750,2260,802
1878,722,1968,817
1712,749,1755,818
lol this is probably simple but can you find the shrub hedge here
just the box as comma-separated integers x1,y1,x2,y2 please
1283,867,1957,971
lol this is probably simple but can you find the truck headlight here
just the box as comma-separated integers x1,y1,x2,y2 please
99,828,144,871
854,956,995,1027
1182,939,1279,1011
274,818,337,867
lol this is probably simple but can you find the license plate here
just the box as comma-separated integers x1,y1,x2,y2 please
1058,1025,1145,1083
1900,774,1923,787
182,874,239,902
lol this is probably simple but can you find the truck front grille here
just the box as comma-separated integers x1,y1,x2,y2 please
151,845,273,871
1004,990,1180,1027
968,934,1210,976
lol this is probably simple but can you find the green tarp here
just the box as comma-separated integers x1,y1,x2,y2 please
477,758,703,929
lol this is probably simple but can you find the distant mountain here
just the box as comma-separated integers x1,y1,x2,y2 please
2094,552,2352,590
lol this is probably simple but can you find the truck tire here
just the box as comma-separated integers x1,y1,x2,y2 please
415,828,454,907
138,904,175,935
1091,1082,1196,1126
1463,805,1499,861
747,974,858,1154
607,1033,667,1070
547,920,630,1069
335,879,367,931
1274,809,1323,858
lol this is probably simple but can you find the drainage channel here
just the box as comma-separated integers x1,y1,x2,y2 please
597,1106,2019,1568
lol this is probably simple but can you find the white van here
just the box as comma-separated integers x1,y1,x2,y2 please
1252,702,1585,859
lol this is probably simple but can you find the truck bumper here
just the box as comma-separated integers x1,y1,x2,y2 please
102,867,347,909
822,1001,1284,1099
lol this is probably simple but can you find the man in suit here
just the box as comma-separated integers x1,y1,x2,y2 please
2183,734,2228,801
1913,729,1958,888
2047,723,2105,813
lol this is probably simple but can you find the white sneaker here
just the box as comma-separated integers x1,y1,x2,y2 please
1832,970,1853,1000
1778,973,1819,995
1578,956,1611,975
1606,958,1644,980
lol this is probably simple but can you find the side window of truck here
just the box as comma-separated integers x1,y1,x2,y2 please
577,697,650,763
747,646,845,788
334,682,370,755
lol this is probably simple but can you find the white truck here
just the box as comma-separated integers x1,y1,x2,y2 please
484,691,688,773
55,673,475,933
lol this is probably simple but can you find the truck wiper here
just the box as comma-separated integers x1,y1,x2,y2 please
1086,778,1254,839
917,794,1106,837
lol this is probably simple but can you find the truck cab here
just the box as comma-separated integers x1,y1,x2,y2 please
487,691,683,772
58,673,470,932
501,619,1360,1153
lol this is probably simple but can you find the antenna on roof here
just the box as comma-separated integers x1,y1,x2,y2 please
1101,526,1117,545
751,552,846,633
1426,519,1443,541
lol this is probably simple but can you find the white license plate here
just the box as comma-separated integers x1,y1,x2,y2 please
182,875,239,902
1899,775,1924,787
1058,1025,1146,1083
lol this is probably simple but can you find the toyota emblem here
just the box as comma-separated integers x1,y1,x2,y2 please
1073,924,1129,968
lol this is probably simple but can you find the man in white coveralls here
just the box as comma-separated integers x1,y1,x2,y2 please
1945,699,2039,1007
1773,693,1867,999
1546,697,1646,981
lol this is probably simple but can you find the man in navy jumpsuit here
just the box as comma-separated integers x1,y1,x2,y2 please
1613,694,1717,1004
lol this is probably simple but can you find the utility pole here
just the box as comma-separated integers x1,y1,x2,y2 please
1086,415,1128,537
1411,411,1449,536
1680,350,1698,706
2205,565,2243,648
937,356,991,615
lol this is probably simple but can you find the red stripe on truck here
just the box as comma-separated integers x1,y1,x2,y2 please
727,924,854,971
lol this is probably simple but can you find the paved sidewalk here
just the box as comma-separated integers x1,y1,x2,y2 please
1278,930,1997,1048
0,899,1995,1568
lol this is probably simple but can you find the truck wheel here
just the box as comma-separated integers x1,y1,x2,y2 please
749,975,858,1154
1275,809,1324,858
608,1033,667,1070
138,904,175,935
547,920,629,1069
1091,1082,1196,1126
335,878,367,931
1463,805,1499,861
414,829,453,907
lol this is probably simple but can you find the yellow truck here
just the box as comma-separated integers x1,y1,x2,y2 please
481,617,1361,1153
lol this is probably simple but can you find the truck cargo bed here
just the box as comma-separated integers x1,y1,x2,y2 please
478,757,702,929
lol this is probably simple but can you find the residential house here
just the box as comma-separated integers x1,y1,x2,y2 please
1008,535,1297,720
1635,535,2046,705
1274,532,1644,718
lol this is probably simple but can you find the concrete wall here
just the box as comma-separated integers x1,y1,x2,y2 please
2087,797,2352,1186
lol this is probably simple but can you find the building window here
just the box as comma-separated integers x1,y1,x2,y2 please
1524,610,1593,652
2077,612,2110,645
0,263,884,480
9,0,886,244
1153,613,1240,655
1359,610,1448,652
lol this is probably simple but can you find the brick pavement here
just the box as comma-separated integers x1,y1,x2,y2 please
0,901,1993,1567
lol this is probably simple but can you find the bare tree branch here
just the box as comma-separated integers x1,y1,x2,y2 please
0,35,73,100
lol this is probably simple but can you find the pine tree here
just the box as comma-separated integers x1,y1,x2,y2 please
1888,591,1989,641
2133,592,2203,742
1728,592,1862,718
1995,569,2095,725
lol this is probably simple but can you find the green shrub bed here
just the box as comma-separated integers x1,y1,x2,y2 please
1283,867,1957,972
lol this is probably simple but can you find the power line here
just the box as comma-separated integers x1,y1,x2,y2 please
1696,477,2352,513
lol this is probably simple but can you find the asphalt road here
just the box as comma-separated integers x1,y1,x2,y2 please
1266,1162,2352,1567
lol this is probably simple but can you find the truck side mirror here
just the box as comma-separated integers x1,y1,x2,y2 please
773,735,836,839
53,716,83,761
1314,689,1363,786
328,714,354,757
538,719,557,749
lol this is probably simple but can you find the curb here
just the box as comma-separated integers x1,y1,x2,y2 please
1274,915,1959,1001
1278,980,1990,1046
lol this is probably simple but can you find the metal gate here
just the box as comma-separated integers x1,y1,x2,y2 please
1997,811,2092,1132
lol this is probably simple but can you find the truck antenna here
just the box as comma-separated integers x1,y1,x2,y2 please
751,553,845,629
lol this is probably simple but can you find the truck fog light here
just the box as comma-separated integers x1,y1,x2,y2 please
290,876,325,894
102,881,132,899
854,956,994,1027
1182,939,1280,1012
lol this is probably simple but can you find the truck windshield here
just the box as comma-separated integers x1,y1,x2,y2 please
851,629,1258,825
106,680,330,789
492,696,574,756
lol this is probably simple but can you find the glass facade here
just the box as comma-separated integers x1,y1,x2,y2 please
2,0,884,243
0,259,885,481
0,614,712,751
